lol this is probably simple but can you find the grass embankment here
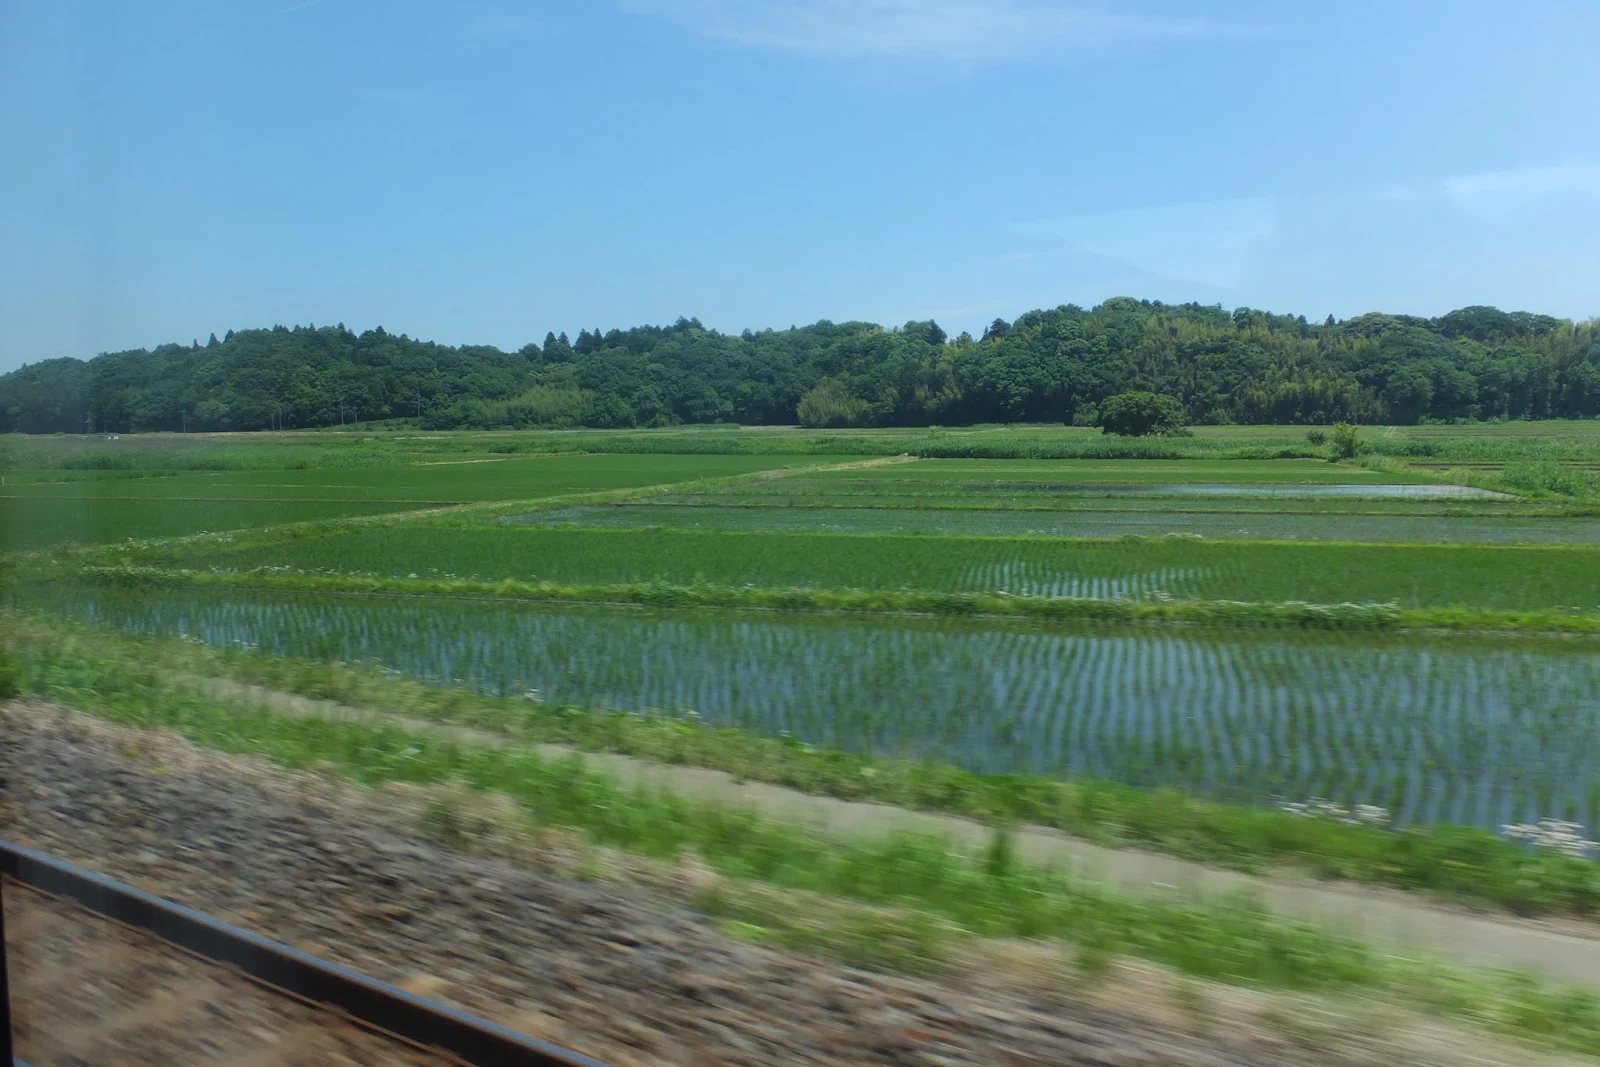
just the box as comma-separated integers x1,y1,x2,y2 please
7,627,1600,1056
5,612,1597,917
53,564,1600,636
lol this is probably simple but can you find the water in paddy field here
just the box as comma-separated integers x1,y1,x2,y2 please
19,586,1600,834
955,561,1211,599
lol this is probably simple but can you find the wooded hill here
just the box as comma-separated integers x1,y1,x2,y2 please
4,299,1597,433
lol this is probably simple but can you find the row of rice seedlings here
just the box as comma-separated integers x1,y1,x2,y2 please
170,525,1600,612
17,583,1600,834
957,560,1212,600
654,486,1564,520
510,503,1600,545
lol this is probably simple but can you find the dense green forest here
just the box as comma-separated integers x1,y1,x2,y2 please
3,299,1598,434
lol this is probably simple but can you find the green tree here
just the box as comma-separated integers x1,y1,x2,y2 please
193,397,229,429
796,379,867,427
1095,391,1190,436
5,301,1597,433
1329,422,1361,460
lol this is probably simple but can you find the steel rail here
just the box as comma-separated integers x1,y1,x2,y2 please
0,840,606,1067
0,858,10,1067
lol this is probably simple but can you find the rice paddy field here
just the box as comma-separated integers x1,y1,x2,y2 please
6,424,1600,843
0,448,832,550
170,526,1600,610
501,457,1600,542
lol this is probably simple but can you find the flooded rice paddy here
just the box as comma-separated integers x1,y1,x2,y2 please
18,584,1599,832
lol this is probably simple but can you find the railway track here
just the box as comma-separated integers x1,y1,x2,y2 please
0,841,603,1067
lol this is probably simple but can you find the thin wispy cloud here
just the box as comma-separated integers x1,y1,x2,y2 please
1015,197,1279,290
623,0,1243,64
1445,162,1600,222
1010,163,1600,317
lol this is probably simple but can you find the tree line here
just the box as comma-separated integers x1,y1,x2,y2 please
3,299,1597,434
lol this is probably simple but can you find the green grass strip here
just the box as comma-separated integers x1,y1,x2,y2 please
6,611,1600,917
52,564,1600,635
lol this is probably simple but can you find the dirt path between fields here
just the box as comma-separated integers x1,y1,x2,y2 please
177,676,1600,988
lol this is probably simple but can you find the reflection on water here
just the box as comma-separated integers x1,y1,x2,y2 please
14,585,1600,832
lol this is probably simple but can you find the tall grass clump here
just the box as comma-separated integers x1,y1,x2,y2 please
1499,461,1600,499
1329,422,1362,461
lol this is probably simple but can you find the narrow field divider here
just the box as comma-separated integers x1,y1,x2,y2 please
47,565,1600,636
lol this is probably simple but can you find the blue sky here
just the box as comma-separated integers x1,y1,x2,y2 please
3,0,1598,372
